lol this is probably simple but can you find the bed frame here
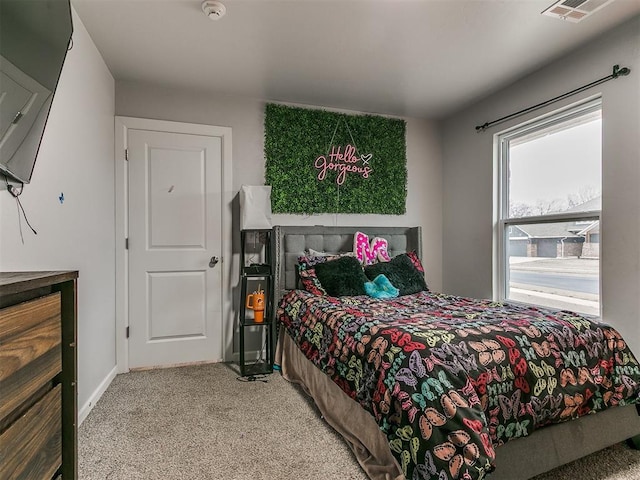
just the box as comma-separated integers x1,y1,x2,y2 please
272,225,640,479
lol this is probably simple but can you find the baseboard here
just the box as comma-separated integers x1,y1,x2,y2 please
78,365,117,426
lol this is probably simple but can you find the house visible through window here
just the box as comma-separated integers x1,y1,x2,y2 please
497,99,601,316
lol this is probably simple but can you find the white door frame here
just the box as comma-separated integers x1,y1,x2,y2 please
115,116,233,373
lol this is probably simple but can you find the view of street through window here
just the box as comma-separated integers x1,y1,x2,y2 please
508,256,599,316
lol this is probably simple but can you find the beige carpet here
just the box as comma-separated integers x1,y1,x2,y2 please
79,363,640,480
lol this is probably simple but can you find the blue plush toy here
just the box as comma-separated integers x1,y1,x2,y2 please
364,274,399,299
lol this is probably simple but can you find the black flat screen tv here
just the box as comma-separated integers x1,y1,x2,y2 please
0,0,73,184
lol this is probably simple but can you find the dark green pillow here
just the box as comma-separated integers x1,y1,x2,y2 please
314,256,368,297
364,254,427,296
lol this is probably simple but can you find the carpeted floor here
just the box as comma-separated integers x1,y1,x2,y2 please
79,363,640,480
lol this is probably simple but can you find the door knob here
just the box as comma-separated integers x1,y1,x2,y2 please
209,256,219,268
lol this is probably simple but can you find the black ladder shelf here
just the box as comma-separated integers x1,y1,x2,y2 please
239,229,274,376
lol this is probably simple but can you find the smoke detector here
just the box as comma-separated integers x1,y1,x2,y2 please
202,0,226,20
542,0,616,23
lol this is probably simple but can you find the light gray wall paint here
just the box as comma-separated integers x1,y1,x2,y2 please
0,9,116,410
115,84,444,293
441,16,640,355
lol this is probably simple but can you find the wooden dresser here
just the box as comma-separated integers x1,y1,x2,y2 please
0,272,78,480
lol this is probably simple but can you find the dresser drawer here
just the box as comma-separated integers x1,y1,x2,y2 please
0,293,62,423
0,384,62,479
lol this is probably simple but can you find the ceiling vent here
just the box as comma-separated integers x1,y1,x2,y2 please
542,0,616,22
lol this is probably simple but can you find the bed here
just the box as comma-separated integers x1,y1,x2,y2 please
272,225,640,480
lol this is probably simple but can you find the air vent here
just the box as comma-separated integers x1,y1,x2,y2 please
542,0,616,22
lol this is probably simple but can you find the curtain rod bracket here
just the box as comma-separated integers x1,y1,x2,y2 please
475,64,631,132
612,64,630,78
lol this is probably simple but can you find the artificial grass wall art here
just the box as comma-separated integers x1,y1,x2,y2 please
264,103,407,214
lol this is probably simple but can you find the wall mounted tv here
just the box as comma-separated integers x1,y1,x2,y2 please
0,0,73,185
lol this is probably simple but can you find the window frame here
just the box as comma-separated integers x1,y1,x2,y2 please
495,97,602,316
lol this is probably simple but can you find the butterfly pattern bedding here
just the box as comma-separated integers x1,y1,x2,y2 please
277,289,640,480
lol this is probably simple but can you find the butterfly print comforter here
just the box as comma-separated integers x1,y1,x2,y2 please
277,289,640,480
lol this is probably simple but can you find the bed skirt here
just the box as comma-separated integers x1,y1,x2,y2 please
276,327,404,480
276,327,640,480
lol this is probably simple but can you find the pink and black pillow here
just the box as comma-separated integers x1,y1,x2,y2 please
296,255,333,295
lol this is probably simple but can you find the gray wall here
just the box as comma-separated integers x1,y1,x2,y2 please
440,16,640,355
0,9,116,417
115,83,444,292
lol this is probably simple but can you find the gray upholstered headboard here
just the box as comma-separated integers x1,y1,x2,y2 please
272,225,422,305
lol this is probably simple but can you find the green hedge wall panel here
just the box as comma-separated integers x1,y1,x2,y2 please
264,104,407,214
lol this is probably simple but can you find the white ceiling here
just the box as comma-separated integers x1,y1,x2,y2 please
71,0,640,119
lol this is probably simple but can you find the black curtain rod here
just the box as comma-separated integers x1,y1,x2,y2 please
475,64,631,132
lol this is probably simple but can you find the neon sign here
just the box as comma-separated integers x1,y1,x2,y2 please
314,144,373,185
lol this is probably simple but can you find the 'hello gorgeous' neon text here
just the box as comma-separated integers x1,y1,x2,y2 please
315,144,373,185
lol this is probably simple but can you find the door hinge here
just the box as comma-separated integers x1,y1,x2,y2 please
125,149,129,161
12,111,23,124
125,238,129,250
126,326,130,338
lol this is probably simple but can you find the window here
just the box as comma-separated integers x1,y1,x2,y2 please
497,99,601,316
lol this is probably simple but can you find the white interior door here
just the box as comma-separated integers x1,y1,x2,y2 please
128,128,223,369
